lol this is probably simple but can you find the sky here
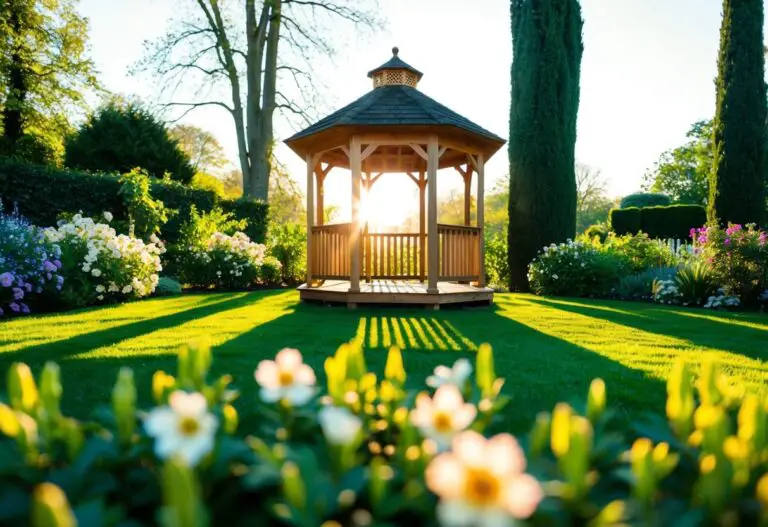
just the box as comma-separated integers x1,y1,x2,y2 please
77,0,733,220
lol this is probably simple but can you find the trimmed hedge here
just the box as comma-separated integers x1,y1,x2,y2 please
611,204,706,239
619,192,671,208
0,158,268,244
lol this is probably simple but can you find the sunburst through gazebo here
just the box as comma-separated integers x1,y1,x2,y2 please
285,47,505,308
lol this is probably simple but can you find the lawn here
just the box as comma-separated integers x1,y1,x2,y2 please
0,291,765,432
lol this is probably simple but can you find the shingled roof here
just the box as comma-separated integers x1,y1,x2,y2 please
367,47,423,79
285,84,504,144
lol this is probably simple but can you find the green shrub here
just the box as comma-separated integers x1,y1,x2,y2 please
640,204,707,239
616,267,676,300
0,159,268,245
155,277,183,296
674,261,718,306
118,168,173,240
589,232,677,273
528,240,627,297
619,192,671,208
609,207,642,235
484,229,509,290
0,341,765,526
267,221,306,285
582,222,609,243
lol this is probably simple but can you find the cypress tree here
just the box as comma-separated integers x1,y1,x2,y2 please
508,0,584,291
709,0,766,226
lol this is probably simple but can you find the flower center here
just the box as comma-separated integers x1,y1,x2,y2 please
178,416,200,436
464,468,501,506
278,370,295,387
432,411,454,433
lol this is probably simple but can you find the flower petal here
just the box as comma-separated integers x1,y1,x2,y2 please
504,473,543,519
255,360,279,389
452,430,487,468
180,433,215,467
436,499,480,527
260,387,282,403
170,391,207,417
452,358,473,383
285,385,314,406
143,407,175,437
434,384,463,410
294,363,316,386
485,434,525,475
275,348,303,369
452,403,477,432
425,453,466,500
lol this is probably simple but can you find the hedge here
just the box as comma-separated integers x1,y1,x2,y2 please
0,158,268,244
619,192,671,209
610,204,706,239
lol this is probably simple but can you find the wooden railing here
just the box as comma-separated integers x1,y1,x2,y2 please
438,224,482,281
311,223,351,279
364,232,422,280
310,223,481,282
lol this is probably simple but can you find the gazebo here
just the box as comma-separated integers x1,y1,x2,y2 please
285,48,505,308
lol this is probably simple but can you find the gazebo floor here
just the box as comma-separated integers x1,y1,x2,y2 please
298,280,493,308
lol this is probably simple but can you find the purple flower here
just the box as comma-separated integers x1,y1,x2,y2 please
0,307,3,316
724,238,731,246
54,259,62,269
9,302,20,313
12,287,24,300
725,224,742,236
43,260,57,272
56,275,64,285
24,283,32,292
20,303,29,314
0,272,13,287
46,272,52,280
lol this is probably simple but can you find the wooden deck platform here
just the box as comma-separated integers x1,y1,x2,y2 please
298,280,493,308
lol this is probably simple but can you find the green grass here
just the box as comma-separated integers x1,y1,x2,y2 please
1,291,766,432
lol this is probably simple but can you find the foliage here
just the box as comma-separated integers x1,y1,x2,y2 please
155,276,183,296
609,207,642,236
583,222,610,243
0,206,63,317
588,232,677,273
178,206,247,250
42,213,164,308
508,0,583,291
643,120,712,204
0,338,765,526
118,168,173,240
64,100,195,183
616,267,676,300
267,160,305,225
710,0,767,226
674,261,718,306
619,192,671,209
611,205,706,239
694,224,768,305
267,222,306,285
0,158,267,246
0,0,100,164
484,229,509,290
575,164,614,233
168,124,229,175
173,231,281,289
528,240,627,297
190,172,227,197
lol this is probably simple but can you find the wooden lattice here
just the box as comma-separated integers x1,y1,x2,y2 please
372,69,419,88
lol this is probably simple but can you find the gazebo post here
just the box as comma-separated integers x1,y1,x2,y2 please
427,136,439,294
305,153,315,287
477,153,486,288
419,169,426,281
464,165,473,226
349,136,362,294
316,169,324,226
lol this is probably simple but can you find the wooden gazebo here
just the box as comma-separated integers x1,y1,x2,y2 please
285,48,505,308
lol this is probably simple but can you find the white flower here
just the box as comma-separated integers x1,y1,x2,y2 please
254,348,316,405
426,431,543,527
95,285,105,293
91,268,102,277
82,264,91,273
552,274,559,280
103,211,113,222
411,385,476,450
122,285,133,294
143,391,218,467
318,406,362,445
426,358,473,389
97,295,104,300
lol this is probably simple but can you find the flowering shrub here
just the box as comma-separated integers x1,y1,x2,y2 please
693,224,768,306
585,232,678,273
43,213,164,307
703,290,741,309
0,208,64,317
652,279,682,304
174,231,282,289
528,240,626,296
0,341,766,526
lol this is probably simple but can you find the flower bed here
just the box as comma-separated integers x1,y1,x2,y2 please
0,209,64,317
0,340,765,525
43,213,164,307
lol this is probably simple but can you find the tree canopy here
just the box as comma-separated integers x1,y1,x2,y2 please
64,100,195,183
0,0,100,164
169,124,229,175
643,120,712,205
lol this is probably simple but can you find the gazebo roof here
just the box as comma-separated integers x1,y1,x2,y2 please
284,48,505,166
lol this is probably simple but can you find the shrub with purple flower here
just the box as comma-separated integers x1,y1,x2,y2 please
0,207,64,318
693,223,768,305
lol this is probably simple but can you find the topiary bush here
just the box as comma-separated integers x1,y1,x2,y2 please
609,207,642,236
0,340,765,526
220,197,269,244
619,192,671,209
640,205,707,239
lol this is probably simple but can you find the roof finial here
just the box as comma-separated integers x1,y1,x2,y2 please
392,46,399,57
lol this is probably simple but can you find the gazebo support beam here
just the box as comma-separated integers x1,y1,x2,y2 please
419,170,426,281
476,154,486,288
349,136,362,293
306,153,319,288
464,165,473,226
427,135,439,294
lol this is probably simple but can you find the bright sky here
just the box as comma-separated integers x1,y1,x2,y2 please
78,0,740,225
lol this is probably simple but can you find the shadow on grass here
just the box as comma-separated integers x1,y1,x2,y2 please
523,296,767,362
0,290,289,365
4,294,665,434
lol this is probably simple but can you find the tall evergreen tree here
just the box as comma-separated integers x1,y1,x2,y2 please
709,0,766,226
508,0,584,291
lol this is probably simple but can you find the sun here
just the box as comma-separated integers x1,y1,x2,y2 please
358,174,416,231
